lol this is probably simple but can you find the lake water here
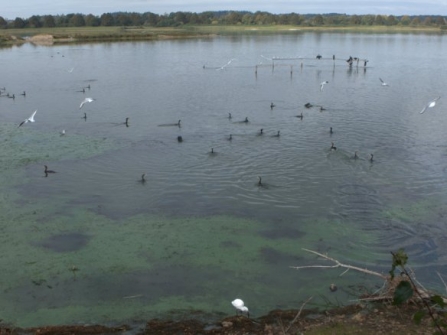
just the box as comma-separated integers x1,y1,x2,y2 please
1,32,447,328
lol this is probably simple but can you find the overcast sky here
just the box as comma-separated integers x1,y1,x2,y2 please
2,0,447,20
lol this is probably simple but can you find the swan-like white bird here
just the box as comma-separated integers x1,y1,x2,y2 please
232,299,249,317
320,81,329,91
18,110,37,127
79,97,95,109
420,97,441,114
379,78,389,86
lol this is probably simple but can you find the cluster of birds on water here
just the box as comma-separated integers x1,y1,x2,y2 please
0,87,26,101
6,53,442,187
4,51,443,321
202,54,442,189
3,78,136,177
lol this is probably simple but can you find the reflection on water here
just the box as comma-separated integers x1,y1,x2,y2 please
1,33,447,327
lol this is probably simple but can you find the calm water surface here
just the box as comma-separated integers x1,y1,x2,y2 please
1,32,447,327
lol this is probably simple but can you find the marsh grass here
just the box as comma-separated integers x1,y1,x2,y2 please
0,24,443,46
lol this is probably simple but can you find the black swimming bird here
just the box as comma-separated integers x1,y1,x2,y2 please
44,165,56,176
228,134,232,141
272,130,280,137
370,154,374,162
296,113,303,119
140,173,146,183
329,127,333,134
177,136,183,143
258,176,263,187
330,142,337,151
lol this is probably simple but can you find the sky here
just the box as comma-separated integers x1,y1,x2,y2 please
2,0,447,20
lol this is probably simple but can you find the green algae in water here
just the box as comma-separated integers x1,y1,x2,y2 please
381,198,447,225
0,123,123,187
0,122,385,327
0,196,382,327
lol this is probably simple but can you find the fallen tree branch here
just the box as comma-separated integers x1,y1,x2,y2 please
290,248,387,280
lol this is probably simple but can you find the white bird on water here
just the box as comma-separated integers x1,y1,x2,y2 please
232,299,249,317
79,97,95,109
18,110,37,127
379,78,389,86
320,81,329,91
420,97,441,114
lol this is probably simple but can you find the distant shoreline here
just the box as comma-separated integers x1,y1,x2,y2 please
0,24,444,46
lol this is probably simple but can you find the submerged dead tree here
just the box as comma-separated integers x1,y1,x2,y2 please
291,248,439,301
291,248,447,334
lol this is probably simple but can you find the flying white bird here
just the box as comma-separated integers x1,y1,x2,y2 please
217,59,236,71
231,299,249,317
420,97,441,114
320,81,329,91
79,97,95,109
18,110,37,127
60,129,66,136
379,78,389,86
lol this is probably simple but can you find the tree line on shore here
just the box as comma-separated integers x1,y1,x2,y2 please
0,11,446,30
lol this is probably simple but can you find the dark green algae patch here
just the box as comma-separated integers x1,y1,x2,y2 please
0,199,381,328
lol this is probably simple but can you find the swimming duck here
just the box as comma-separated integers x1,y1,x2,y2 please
44,165,56,174
330,142,337,150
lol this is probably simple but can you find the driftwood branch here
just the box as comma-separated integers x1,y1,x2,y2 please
290,248,387,280
293,248,447,305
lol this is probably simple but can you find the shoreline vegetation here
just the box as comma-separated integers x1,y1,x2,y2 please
0,24,445,46
0,303,438,334
0,250,445,334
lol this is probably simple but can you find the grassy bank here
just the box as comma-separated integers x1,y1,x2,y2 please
0,24,443,46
